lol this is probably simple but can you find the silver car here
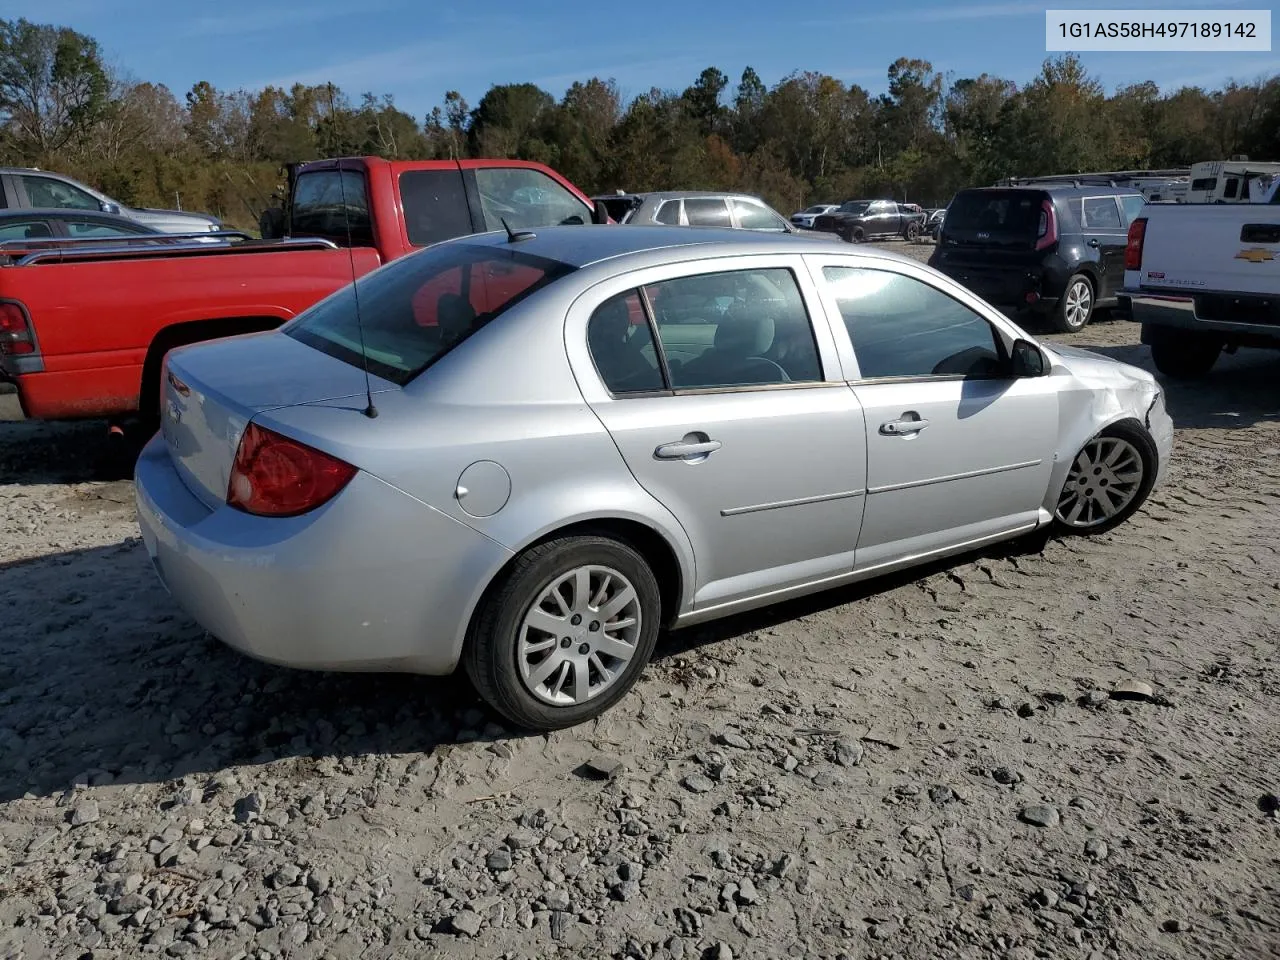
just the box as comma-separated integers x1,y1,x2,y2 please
135,226,1174,731
607,191,797,232
791,204,839,229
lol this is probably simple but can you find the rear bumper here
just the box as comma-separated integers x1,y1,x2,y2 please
134,433,513,675
1119,289,1280,342
931,264,1062,310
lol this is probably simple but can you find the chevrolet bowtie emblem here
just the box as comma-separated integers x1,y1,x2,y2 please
1235,247,1275,263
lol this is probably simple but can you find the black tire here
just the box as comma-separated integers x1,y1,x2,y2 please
1053,419,1158,536
904,221,920,242
848,228,864,244
1149,332,1222,379
1050,273,1095,333
463,535,662,731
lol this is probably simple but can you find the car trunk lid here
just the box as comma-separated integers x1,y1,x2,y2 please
160,331,392,509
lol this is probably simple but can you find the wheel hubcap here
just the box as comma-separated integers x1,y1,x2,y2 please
517,565,641,706
1056,437,1144,528
1065,281,1092,328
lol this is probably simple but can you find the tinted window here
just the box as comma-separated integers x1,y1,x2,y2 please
1081,197,1122,229
66,218,152,238
869,201,893,213
1190,177,1217,192
731,198,787,231
683,198,732,227
399,169,473,247
1119,195,1146,223
20,175,100,211
654,200,681,224
822,266,1004,380
944,190,1043,243
291,170,373,246
644,268,821,389
474,167,591,231
0,220,52,241
587,292,664,394
1223,178,1239,199
838,201,870,215
286,244,573,386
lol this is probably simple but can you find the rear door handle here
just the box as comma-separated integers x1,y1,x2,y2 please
880,417,929,436
655,438,721,459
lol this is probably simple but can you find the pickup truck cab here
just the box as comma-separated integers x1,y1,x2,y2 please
1117,177,1280,377
0,156,606,423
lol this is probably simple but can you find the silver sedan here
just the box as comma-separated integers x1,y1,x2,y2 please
135,226,1174,731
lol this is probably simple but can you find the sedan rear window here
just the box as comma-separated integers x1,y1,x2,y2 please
286,244,574,386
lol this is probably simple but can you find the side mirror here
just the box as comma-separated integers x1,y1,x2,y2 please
1010,338,1048,378
592,200,611,225
100,200,121,215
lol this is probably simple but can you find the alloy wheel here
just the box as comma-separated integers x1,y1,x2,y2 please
1064,279,1092,330
517,565,642,706
1056,436,1145,528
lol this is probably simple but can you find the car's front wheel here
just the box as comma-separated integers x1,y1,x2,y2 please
463,535,662,731
1053,420,1157,535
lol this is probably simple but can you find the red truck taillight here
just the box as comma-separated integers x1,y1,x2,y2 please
0,301,35,356
1124,217,1147,271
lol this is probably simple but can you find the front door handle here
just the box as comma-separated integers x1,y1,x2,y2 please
655,437,722,459
880,417,929,436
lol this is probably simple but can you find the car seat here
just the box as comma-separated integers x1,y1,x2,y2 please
675,306,788,387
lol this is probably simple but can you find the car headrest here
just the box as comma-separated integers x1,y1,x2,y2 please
715,309,774,356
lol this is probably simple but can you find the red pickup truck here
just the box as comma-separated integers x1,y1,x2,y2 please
0,156,607,425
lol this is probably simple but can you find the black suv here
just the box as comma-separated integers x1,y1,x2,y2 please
928,179,1147,333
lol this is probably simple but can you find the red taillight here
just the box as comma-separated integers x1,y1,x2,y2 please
1125,217,1146,271
226,422,357,517
1034,199,1057,251
0,301,35,356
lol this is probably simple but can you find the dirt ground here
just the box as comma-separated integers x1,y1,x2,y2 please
1,241,1278,960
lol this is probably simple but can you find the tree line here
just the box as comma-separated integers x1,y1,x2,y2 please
1,17,1277,228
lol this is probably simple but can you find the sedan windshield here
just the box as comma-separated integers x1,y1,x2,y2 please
286,244,575,386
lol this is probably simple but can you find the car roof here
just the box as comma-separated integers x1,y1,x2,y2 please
445,224,919,269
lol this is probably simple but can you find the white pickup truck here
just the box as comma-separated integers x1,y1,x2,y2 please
1118,177,1280,377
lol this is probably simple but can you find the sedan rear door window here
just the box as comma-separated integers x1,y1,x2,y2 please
642,268,822,388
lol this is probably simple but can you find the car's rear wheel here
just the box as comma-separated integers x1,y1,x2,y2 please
1051,274,1094,333
904,221,920,242
1149,331,1223,378
463,536,661,731
1053,420,1157,535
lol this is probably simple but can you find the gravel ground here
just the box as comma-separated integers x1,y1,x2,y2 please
2,239,1278,960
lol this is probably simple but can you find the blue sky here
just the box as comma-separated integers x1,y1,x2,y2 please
7,0,1277,118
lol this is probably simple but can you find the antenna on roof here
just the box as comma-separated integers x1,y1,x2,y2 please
336,165,378,419
501,217,535,243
